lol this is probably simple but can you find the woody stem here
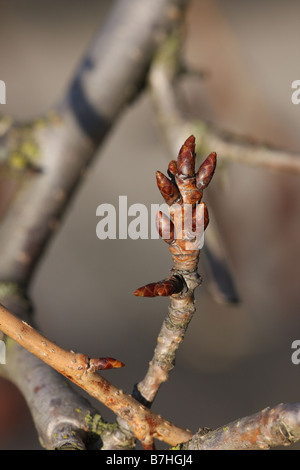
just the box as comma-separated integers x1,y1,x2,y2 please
136,261,201,404
0,302,192,447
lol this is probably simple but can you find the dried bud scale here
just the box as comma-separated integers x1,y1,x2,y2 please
88,357,125,372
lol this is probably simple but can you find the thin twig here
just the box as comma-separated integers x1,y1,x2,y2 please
148,32,300,306
134,135,215,405
148,33,300,176
203,128,300,176
136,273,201,404
148,34,241,304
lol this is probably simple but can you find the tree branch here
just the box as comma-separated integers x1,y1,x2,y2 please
180,403,300,450
0,301,193,447
0,0,190,449
0,0,189,287
1,343,111,450
148,33,300,176
0,282,127,450
147,28,300,308
134,135,215,406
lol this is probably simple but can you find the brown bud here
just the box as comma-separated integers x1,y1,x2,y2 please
167,160,178,180
192,202,209,231
196,152,217,190
177,135,196,176
134,275,184,297
156,171,180,206
156,211,174,244
134,283,159,297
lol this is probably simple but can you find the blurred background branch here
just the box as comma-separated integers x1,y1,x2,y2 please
0,0,190,449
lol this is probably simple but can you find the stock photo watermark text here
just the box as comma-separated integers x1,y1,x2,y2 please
0,340,6,364
0,80,6,104
291,80,300,105
291,340,300,365
96,195,205,248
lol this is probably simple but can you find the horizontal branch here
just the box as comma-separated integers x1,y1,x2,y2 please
181,403,300,450
202,128,300,176
2,343,107,450
0,302,192,447
0,285,122,450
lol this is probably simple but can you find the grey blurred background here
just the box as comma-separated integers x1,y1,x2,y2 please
1,0,300,450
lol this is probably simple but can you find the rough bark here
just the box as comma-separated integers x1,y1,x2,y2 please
181,403,300,450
